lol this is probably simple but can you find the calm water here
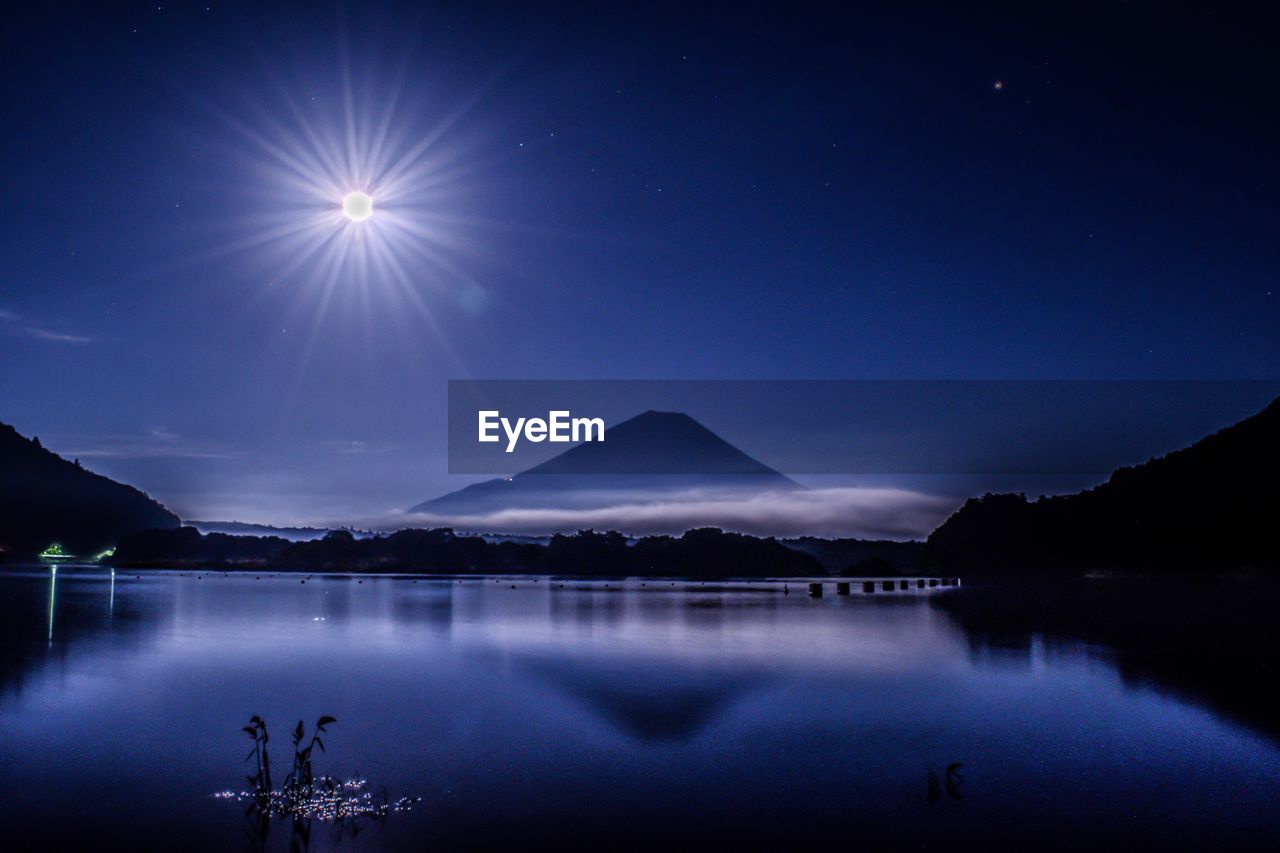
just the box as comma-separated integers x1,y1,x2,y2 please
2,568,1278,850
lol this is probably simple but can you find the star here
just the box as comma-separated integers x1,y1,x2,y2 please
993,80,1005,91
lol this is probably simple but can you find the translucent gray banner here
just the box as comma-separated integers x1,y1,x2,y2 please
447,380,1280,476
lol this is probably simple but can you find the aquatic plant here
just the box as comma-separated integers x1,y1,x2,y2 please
285,715,335,805
221,715,419,848
242,715,273,802
926,762,965,806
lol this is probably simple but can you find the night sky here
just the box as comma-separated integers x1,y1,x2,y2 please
1,1,1277,525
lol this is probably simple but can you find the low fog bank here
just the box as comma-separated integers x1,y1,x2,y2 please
377,487,957,540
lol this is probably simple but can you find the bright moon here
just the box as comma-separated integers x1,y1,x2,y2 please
342,191,374,222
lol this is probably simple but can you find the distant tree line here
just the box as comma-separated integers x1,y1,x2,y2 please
111,526,829,577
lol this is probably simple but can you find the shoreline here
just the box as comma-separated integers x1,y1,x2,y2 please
6,563,963,587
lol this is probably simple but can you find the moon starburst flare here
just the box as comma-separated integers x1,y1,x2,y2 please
193,29,499,364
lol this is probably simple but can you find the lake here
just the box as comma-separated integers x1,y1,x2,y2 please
2,568,1278,849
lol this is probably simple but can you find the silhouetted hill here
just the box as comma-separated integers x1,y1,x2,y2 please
0,420,180,561
783,537,924,575
413,410,799,516
924,397,1280,573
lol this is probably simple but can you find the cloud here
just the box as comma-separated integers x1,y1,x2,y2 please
0,309,94,344
316,439,400,455
382,487,958,540
58,427,236,460
21,327,95,344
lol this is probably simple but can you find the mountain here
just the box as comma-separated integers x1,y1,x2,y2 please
923,396,1280,573
412,410,799,516
0,420,180,561
186,520,349,541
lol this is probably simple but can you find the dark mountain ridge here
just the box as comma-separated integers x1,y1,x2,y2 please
1,420,180,561
924,396,1280,572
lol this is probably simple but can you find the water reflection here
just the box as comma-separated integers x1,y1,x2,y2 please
518,657,766,740
930,577,1280,739
2,570,1279,849
46,566,56,643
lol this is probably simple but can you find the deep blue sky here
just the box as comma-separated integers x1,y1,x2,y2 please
1,1,1277,524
